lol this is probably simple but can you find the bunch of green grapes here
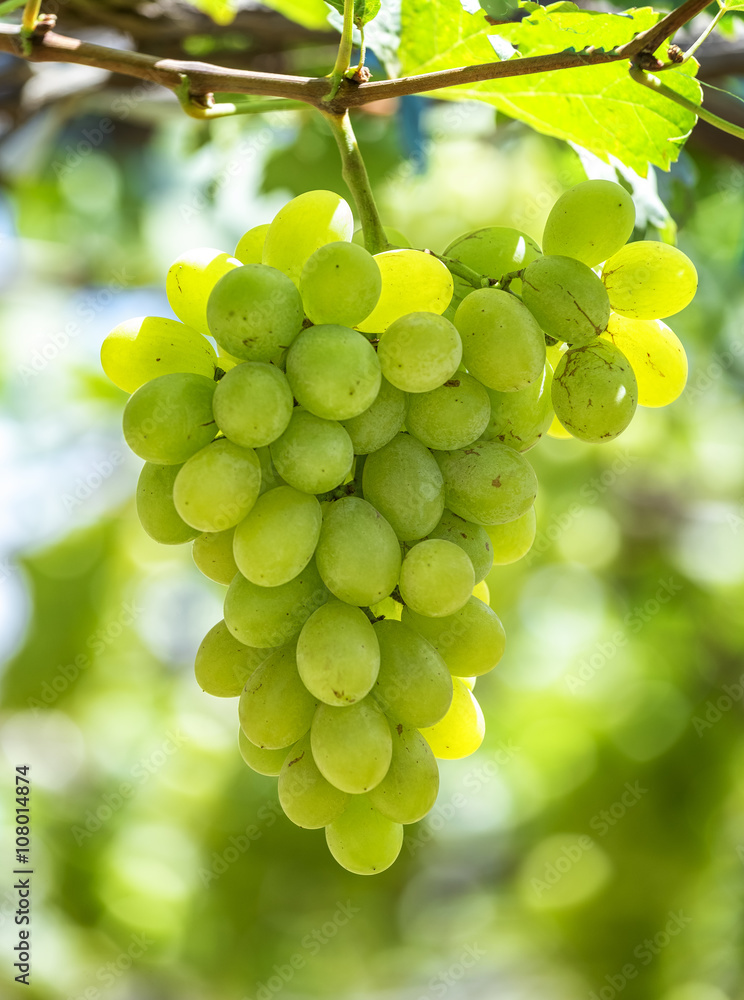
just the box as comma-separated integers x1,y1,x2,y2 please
102,179,696,875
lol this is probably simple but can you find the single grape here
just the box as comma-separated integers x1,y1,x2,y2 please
311,697,393,794
269,409,354,494
399,539,475,618
542,180,635,267
406,374,491,450
314,497,401,607
455,288,546,391
602,313,688,406
552,341,638,442
278,733,348,829
341,377,407,455
377,312,462,392
300,242,382,327
434,440,537,525
297,600,380,706
362,434,445,541
357,250,454,333
233,486,322,588
239,645,317,749
424,510,494,584
443,225,542,301
419,678,485,760
122,372,217,464
206,264,304,364
136,462,199,545
195,619,273,697
192,527,238,584
367,725,439,825
372,619,453,729
101,315,218,394
224,560,328,647
263,189,354,286
486,507,536,565
480,363,553,452
601,241,697,319
353,225,411,249
238,728,289,776
285,325,381,421
325,795,403,875
166,248,241,336
212,362,294,448
173,439,261,532
401,596,506,677
522,256,611,346
234,223,270,265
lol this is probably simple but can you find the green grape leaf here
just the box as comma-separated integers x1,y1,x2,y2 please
718,0,744,10
326,0,383,27
398,2,701,173
185,0,238,26
258,0,332,29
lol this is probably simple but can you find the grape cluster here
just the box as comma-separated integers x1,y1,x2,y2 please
102,180,696,875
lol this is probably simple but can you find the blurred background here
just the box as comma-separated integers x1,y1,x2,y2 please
1,3,744,999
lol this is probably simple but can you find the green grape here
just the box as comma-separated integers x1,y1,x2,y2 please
206,264,304,364
341,377,407,455
461,676,476,691
401,597,506,677
443,225,542,301
552,342,638,442
353,225,411,249
224,560,328,647
362,434,445,541
542,180,635,267
602,313,688,407
239,645,317,749
238,728,288,777
297,600,380,706
325,795,403,875
122,372,217,464
234,223,270,265
314,497,401,606
486,507,536,565
367,725,439,824
419,678,485,760
454,288,546,391
173,439,261,532
357,251,454,333
278,733,348,829
548,413,573,440
480,363,553,452
399,539,475,618
434,440,537,525
233,486,322,588
269,410,354,494
192,527,238,585
372,619,453,728
601,241,697,319
405,373,491,450
263,189,354,286
545,341,568,371
522,256,611,346
166,248,241,336
136,462,199,545
311,697,392,794
285,325,381,421
212,362,294,448
425,510,493,584
195,619,273,697
101,315,218,394
472,579,490,604
377,312,462,392
256,446,286,495
300,242,382,327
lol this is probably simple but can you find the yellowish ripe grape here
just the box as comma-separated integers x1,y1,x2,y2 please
548,413,573,440
357,250,453,333
419,678,485,760
166,248,240,335
472,580,490,604
545,341,568,372
601,241,697,320
263,190,354,286
101,315,217,393
602,313,688,407
235,223,270,264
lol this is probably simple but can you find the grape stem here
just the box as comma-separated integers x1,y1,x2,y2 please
321,109,390,255
325,0,355,103
630,65,744,140
681,5,727,63
425,251,495,289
